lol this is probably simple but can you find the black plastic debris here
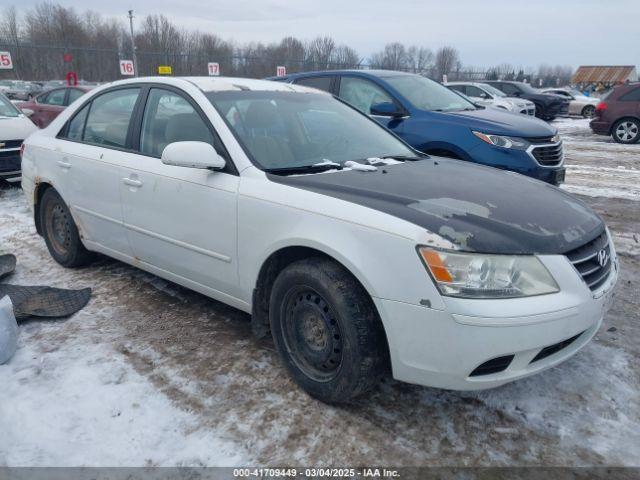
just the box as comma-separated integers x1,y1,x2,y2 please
0,284,91,320
0,254,16,280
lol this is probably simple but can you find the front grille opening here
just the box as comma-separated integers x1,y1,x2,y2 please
565,231,612,291
531,143,563,166
469,355,514,377
530,331,584,364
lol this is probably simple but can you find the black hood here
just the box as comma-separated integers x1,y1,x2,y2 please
268,159,605,254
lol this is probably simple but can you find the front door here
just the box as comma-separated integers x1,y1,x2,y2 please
119,87,240,299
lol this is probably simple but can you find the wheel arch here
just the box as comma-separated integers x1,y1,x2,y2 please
612,116,640,137
33,180,55,235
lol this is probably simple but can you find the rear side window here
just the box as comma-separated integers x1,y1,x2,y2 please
41,89,66,106
67,89,85,105
293,76,333,93
619,87,640,101
83,88,140,148
139,88,214,157
65,104,90,141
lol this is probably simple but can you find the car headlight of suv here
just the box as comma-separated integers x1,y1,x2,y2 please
418,247,559,299
472,131,530,150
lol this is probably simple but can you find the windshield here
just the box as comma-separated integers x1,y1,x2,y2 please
478,83,507,97
384,75,476,112
208,91,415,171
0,94,20,117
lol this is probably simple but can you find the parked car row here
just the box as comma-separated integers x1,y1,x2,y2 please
446,82,536,116
271,70,565,185
20,76,618,403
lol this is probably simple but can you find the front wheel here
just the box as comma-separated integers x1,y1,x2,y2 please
612,119,640,144
269,258,386,403
40,188,94,267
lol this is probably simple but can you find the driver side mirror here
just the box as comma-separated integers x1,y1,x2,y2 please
370,102,404,118
161,141,226,170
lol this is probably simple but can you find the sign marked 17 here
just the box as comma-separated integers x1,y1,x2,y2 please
208,62,220,76
0,51,13,70
119,60,135,76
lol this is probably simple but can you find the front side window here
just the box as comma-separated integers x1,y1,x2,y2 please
479,83,507,98
83,88,140,148
294,76,333,93
447,85,467,95
208,91,414,171
0,94,20,117
466,85,488,98
384,75,476,112
42,89,66,106
338,77,395,114
140,88,214,157
499,83,520,95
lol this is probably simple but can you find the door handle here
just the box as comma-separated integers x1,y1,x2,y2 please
57,160,71,169
123,177,143,188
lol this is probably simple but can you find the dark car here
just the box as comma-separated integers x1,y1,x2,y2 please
484,81,569,121
270,70,565,185
590,82,640,144
16,86,92,128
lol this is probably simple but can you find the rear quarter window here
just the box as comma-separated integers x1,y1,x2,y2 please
619,87,640,102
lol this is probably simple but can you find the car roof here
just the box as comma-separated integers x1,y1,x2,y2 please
101,76,327,94
275,69,417,80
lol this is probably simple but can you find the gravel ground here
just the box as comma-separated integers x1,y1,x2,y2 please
0,117,638,467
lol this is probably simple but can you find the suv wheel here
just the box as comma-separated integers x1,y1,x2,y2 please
40,188,94,267
269,257,386,403
612,119,640,144
581,105,596,118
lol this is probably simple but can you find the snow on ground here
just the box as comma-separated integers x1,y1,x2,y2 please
0,118,639,467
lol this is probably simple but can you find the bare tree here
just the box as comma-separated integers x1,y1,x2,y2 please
434,46,460,80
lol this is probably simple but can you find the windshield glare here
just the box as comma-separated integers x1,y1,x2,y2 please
0,94,20,117
208,91,415,171
479,83,507,97
384,75,475,112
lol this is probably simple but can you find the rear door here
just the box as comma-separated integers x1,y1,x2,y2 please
119,86,240,298
56,86,142,258
35,88,67,127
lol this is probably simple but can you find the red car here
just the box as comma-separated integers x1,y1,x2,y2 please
16,86,92,129
590,82,640,144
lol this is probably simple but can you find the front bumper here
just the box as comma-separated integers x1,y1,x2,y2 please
467,142,565,185
375,246,618,390
0,147,22,182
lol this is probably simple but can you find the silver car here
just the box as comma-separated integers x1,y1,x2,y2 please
541,88,600,117
447,82,536,116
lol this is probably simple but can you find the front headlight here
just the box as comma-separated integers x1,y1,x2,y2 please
472,131,530,150
418,247,559,299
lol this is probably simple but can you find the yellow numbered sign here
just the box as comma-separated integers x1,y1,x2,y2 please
158,65,172,75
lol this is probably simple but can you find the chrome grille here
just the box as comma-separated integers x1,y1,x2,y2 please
530,142,563,166
565,231,612,291
0,139,22,173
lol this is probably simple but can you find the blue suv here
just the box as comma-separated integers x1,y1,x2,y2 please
270,70,565,185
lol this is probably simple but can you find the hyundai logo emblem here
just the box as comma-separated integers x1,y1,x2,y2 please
597,249,609,268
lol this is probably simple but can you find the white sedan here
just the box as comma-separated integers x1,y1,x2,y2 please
0,92,37,183
447,82,536,116
21,77,618,403
541,88,600,117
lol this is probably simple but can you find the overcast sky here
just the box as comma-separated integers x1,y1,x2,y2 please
8,0,640,68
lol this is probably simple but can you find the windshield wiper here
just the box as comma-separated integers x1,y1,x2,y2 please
381,154,424,161
263,163,343,175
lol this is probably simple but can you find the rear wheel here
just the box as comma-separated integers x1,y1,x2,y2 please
581,105,596,118
612,118,640,144
40,188,94,267
269,257,386,403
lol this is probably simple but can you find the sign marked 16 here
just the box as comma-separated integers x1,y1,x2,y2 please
119,60,135,76
208,62,220,76
0,51,13,70
277,66,286,77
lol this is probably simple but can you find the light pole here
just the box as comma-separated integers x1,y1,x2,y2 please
128,10,138,77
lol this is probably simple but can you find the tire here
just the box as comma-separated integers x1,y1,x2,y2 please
40,188,93,267
612,118,640,144
269,257,386,404
581,105,596,118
